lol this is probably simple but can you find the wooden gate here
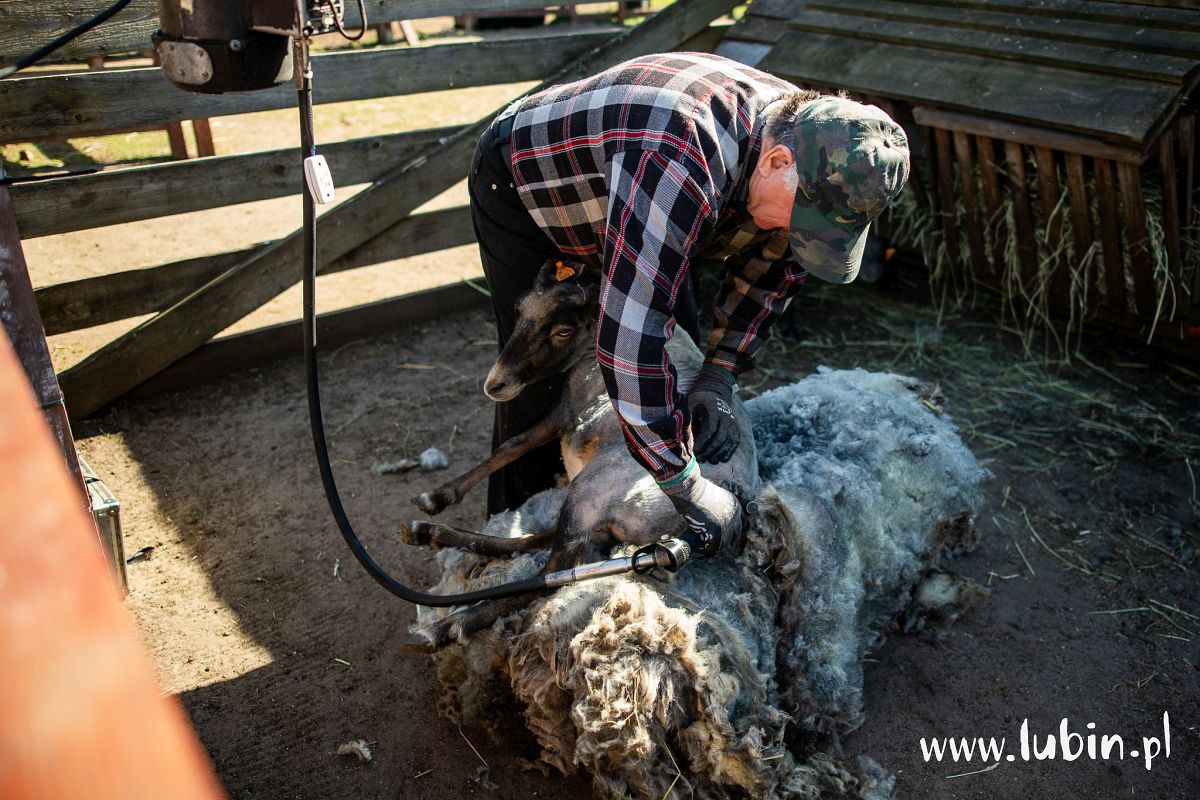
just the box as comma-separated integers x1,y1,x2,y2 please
0,0,736,418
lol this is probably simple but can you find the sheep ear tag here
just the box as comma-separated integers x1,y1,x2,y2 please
555,261,576,282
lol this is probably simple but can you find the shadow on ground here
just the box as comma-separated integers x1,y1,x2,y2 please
75,281,1199,799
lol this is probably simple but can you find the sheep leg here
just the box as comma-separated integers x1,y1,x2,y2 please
412,415,561,515
409,594,537,652
398,520,555,556
413,517,607,652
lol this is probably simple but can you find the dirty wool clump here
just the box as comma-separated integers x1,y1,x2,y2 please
416,368,989,799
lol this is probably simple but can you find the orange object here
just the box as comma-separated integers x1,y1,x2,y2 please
555,260,576,281
0,329,225,800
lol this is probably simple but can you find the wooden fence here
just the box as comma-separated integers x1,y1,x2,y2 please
0,0,736,418
723,0,1200,356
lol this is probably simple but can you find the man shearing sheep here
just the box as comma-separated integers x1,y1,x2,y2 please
469,52,910,556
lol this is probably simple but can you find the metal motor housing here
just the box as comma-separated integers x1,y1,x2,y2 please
153,0,298,93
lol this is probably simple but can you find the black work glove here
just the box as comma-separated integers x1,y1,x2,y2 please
687,364,739,464
657,461,744,556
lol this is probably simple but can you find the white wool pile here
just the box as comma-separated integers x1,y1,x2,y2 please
415,368,989,799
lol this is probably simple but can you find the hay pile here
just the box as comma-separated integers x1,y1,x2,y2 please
415,368,989,799
886,152,1198,351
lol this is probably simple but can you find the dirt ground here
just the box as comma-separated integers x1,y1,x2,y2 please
59,277,1198,800
12,15,1199,800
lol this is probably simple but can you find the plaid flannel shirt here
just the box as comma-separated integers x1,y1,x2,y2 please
507,53,809,481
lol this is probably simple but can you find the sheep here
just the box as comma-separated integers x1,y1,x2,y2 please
413,366,989,798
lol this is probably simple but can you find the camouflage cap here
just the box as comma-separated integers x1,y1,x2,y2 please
789,97,910,284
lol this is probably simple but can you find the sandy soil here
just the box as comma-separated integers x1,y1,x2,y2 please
59,275,1198,799
12,17,1198,800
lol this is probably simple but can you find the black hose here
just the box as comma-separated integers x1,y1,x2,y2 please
296,41,553,607
0,0,133,80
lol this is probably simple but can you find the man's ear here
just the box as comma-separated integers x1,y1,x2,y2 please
757,143,794,177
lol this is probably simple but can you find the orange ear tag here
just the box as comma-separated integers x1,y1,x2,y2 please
555,261,576,281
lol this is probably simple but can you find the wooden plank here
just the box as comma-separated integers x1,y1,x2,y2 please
1159,130,1185,319
1093,158,1129,318
164,121,188,160
0,29,616,143
127,282,492,400
722,14,789,45
192,119,215,158
1063,154,1095,314
932,127,961,276
0,0,160,67
0,183,87,505
911,0,1200,32
0,186,61,410
0,1,601,66
1004,141,1038,292
923,128,944,239
1178,115,1198,304
789,9,1196,84
11,127,457,239
804,0,1200,58
675,20,731,54
713,40,771,67
952,131,987,278
35,205,474,335
1034,147,1067,303
912,107,1145,165
1116,161,1157,326
975,135,1005,277
742,0,801,19
56,0,741,418
760,31,1177,148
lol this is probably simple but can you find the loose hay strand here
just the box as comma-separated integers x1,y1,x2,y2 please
458,727,489,769
885,146,1199,349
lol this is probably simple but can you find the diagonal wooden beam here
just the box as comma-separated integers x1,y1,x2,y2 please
58,0,738,418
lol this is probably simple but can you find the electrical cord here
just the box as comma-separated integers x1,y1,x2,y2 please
325,0,368,42
296,39,559,606
0,0,133,80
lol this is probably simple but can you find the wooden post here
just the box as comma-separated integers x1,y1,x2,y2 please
1116,161,1157,329
1063,153,1095,318
1093,158,1129,322
56,0,741,418
976,135,1005,278
1034,147,1067,304
1159,130,1186,320
1004,140,1038,297
952,130,987,280
933,127,961,278
191,119,216,158
0,183,87,510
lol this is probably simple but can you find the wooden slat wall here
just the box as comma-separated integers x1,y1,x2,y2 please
762,30,1187,149
789,10,1195,84
743,0,1199,346
0,0,599,66
48,0,739,417
35,206,474,335
912,0,1200,30
805,0,1200,56
0,29,615,143
11,127,459,238
21,14,732,340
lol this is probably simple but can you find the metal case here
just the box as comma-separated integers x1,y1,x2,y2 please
79,454,127,592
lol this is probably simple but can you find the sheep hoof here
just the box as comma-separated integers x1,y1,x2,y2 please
407,618,462,652
397,521,433,546
402,630,437,653
412,487,458,515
